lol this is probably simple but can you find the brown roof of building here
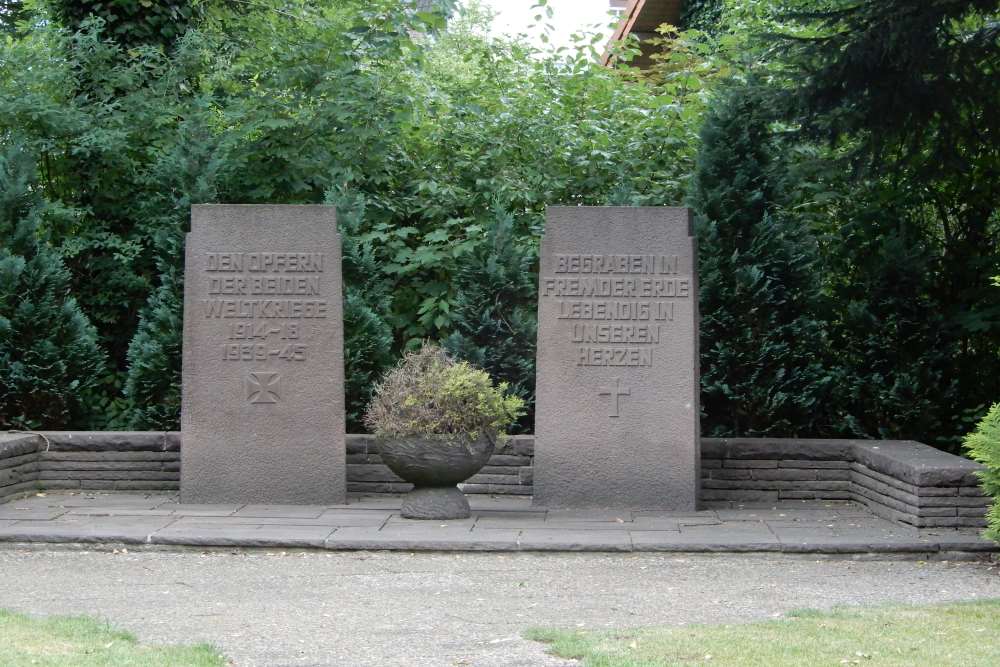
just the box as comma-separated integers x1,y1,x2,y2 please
602,0,684,67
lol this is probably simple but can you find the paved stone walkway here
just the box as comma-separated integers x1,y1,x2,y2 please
0,491,995,554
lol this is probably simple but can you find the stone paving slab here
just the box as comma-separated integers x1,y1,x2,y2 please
155,522,335,548
473,514,548,529
626,517,682,531
632,523,781,552
0,515,174,543
164,504,243,516
516,528,633,551
0,507,68,521
0,491,995,555
234,504,329,519
383,515,478,528
166,515,357,527
325,526,522,551
30,493,174,508
65,507,176,517
545,509,632,522
537,520,637,531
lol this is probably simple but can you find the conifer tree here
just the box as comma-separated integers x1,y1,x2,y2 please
122,121,226,429
122,244,183,430
326,185,396,432
445,204,537,433
688,82,832,436
0,146,106,429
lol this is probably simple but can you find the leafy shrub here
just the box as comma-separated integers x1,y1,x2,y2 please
680,0,725,33
818,184,968,447
364,343,524,441
48,0,200,50
963,403,1000,543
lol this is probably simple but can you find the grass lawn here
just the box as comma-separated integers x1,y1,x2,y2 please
0,608,227,666
526,599,1000,667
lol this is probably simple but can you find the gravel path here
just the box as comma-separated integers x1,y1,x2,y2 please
1,549,998,666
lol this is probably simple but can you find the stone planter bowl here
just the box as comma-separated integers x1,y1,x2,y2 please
377,433,495,519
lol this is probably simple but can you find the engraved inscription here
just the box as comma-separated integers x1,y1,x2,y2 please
554,254,678,274
246,372,280,404
201,250,329,366
227,322,299,340
223,343,307,362
539,254,690,367
201,299,327,319
598,379,631,418
578,347,652,367
572,324,661,344
208,276,320,295
206,252,324,273
541,276,689,298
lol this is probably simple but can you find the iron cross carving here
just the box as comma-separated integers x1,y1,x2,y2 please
246,372,280,404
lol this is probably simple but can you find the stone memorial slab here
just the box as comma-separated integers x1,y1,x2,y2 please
181,205,346,504
533,207,699,510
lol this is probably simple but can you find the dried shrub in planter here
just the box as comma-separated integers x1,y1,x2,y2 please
364,343,524,443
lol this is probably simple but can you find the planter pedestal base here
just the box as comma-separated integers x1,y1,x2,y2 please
401,486,470,520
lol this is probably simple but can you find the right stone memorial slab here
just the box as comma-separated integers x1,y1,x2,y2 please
533,207,700,510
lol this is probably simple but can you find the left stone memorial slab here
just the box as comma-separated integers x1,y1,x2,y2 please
181,205,346,504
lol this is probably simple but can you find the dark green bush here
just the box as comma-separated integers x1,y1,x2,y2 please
688,82,834,436
0,146,106,429
327,185,397,432
444,204,537,433
122,269,182,430
121,105,230,430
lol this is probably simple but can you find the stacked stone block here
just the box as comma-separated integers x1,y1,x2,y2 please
37,432,180,492
850,441,989,529
0,434,41,501
701,439,854,504
703,438,989,529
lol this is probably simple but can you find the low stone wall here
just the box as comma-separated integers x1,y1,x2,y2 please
0,432,180,501
0,434,41,502
702,439,989,529
0,432,989,529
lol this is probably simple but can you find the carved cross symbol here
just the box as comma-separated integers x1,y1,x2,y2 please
599,378,630,418
246,372,280,404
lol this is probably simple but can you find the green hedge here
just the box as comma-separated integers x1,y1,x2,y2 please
964,403,1000,542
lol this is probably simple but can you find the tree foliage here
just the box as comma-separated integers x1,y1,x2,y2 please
680,0,726,33
47,0,201,50
0,1,27,36
663,0,1000,448
1,0,997,451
